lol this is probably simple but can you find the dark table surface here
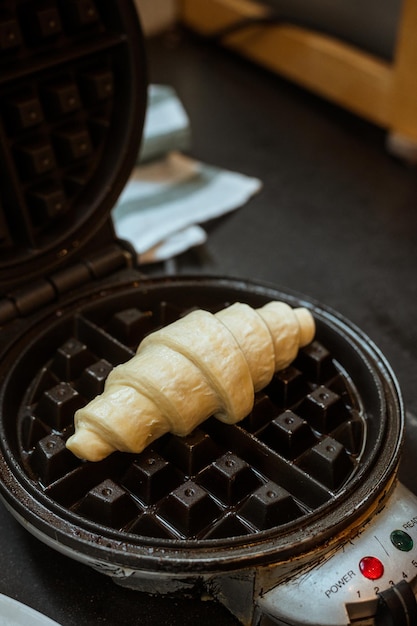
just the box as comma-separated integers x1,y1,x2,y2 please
1,27,417,626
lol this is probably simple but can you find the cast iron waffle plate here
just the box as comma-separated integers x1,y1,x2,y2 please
0,276,402,576
17,292,366,541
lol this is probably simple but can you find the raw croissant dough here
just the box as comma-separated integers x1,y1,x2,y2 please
66,301,315,461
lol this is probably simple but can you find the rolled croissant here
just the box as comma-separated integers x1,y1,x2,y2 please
66,301,315,461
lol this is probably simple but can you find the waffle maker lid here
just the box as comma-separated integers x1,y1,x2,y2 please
0,0,147,295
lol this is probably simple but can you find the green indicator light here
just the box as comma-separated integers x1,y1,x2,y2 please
390,530,414,552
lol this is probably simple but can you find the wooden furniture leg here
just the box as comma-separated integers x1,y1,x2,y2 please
179,0,417,163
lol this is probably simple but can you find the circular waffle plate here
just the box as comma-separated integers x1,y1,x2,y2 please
0,275,404,576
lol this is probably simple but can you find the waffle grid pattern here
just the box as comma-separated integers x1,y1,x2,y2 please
0,0,128,254
20,301,365,540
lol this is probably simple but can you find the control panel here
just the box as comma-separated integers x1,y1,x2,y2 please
257,482,417,625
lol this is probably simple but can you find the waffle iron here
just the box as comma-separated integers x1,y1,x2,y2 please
1,3,417,625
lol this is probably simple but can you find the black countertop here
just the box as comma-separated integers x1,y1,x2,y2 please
1,28,417,626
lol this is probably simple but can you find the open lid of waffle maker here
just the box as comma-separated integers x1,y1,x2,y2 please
0,3,414,625
0,0,146,303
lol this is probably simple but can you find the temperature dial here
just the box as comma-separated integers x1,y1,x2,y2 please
376,579,417,625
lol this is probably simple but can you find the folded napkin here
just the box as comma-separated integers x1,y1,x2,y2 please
112,85,262,264
138,84,191,163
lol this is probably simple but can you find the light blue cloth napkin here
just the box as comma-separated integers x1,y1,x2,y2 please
112,85,262,264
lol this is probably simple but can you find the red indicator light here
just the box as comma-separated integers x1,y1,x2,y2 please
359,556,384,580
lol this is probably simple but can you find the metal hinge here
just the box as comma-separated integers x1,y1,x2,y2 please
0,244,133,325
